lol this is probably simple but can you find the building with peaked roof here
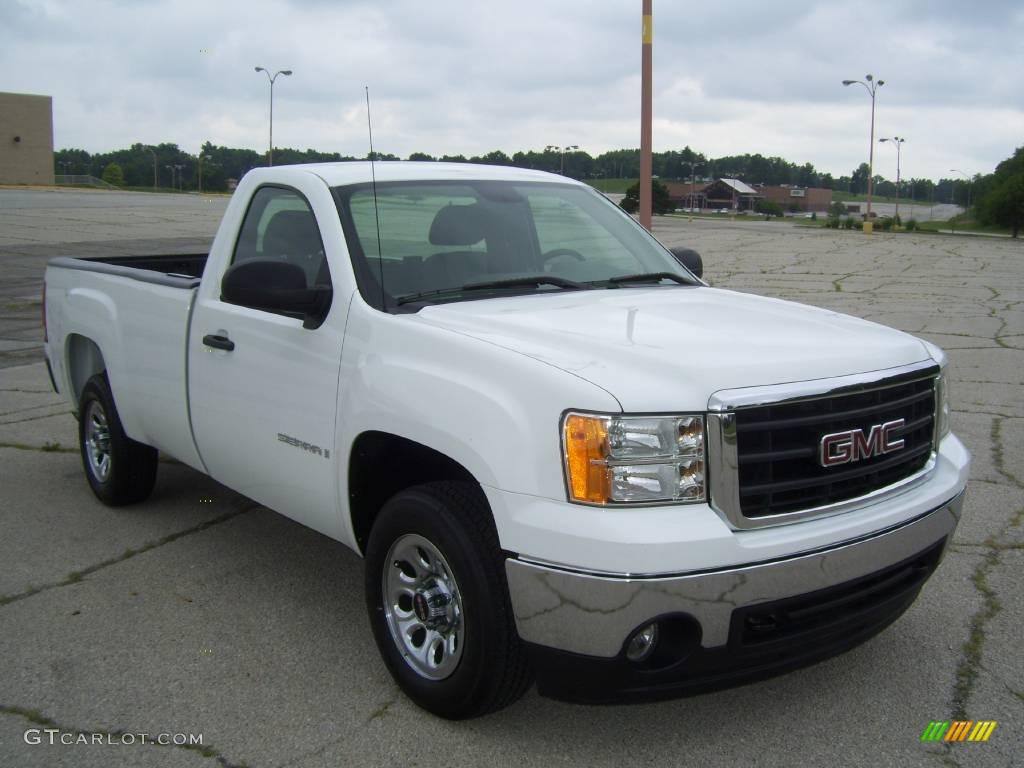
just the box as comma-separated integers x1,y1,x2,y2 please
666,178,833,213
0,92,54,185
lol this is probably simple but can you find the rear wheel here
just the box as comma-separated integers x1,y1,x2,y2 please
364,481,532,718
78,373,158,506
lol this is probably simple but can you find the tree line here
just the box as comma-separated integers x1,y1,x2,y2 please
53,141,1021,235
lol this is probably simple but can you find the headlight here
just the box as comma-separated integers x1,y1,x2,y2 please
935,372,950,442
562,412,705,504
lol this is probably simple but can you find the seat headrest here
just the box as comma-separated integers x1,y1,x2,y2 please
429,203,487,246
264,209,321,256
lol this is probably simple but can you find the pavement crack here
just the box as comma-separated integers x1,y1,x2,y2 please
991,417,1024,489
367,697,397,722
0,704,250,767
0,440,75,453
950,542,1002,721
0,505,258,608
0,410,73,425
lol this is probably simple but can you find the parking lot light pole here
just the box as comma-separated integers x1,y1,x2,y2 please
843,74,884,233
148,148,157,191
254,66,293,166
950,168,972,210
545,145,579,176
682,161,697,220
879,137,905,223
165,164,176,190
197,154,211,193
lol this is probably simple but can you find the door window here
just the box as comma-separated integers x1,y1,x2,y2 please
233,186,331,291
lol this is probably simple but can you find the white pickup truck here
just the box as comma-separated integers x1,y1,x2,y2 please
43,162,970,718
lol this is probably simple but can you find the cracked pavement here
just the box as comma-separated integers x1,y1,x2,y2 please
0,189,1021,767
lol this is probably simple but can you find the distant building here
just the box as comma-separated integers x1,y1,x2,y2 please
665,178,759,211
0,91,54,185
758,184,832,213
665,178,833,213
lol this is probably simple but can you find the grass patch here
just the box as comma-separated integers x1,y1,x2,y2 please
915,217,1012,236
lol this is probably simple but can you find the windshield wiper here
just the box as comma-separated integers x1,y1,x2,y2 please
396,276,589,306
605,272,691,287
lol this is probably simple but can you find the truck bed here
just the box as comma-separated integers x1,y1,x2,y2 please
47,252,209,288
44,252,209,471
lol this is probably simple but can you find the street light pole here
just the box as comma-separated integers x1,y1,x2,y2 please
148,148,157,191
950,168,972,210
843,74,884,233
254,66,293,166
166,164,175,191
879,136,905,223
197,154,210,193
682,160,697,220
545,144,579,175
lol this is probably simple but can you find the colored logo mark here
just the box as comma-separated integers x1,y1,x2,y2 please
921,721,997,742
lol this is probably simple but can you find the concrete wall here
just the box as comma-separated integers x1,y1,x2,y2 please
0,92,54,185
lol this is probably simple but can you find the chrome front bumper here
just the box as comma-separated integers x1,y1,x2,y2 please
505,491,963,659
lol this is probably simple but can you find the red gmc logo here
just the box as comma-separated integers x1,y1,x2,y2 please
819,419,906,467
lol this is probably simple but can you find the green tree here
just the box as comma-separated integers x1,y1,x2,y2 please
101,162,124,187
980,173,1024,237
620,179,673,215
850,163,871,195
754,200,784,217
829,201,848,217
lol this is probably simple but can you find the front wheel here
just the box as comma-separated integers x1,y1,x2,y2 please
78,373,158,506
364,482,532,719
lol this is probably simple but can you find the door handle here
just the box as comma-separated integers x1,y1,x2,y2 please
202,333,235,352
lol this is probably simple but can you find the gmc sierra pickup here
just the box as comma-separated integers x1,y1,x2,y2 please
43,162,970,718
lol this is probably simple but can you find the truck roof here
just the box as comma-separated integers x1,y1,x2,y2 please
245,161,576,187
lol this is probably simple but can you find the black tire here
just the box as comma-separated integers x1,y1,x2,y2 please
78,373,158,506
364,481,532,719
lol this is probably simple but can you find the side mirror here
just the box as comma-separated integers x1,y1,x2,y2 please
221,259,332,329
669,247,703,279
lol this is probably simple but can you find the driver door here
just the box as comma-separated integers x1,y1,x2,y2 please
188,184,345,538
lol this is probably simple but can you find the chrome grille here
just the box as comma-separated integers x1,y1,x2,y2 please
708,362,939,528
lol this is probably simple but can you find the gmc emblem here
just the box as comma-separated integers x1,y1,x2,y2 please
819,419,905,467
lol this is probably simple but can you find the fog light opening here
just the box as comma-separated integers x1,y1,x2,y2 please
626,622,660,663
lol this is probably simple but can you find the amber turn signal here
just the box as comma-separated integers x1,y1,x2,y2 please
563,414,612,503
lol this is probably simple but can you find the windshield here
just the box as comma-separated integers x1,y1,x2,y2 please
334,179,698,310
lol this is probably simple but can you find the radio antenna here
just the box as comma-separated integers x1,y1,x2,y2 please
365,86,386,309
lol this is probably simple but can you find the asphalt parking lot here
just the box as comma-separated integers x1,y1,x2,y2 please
1,187,1021,767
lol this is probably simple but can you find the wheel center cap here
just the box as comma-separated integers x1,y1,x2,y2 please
413,592,431,622
413,582,452,628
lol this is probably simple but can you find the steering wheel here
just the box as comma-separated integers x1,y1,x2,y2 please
541,248,585,263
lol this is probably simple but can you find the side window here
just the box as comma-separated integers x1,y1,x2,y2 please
233,186,331,290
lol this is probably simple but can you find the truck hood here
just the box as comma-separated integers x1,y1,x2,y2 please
414,286,932,411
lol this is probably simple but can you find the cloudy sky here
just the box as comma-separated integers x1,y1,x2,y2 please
2,0,1022,180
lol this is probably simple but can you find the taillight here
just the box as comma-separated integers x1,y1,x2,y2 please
42,280,47,342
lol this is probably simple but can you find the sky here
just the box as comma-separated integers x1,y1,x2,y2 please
2,0,1022,181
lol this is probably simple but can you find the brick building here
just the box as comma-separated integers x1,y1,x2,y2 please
0,92,54,185
666,179,833,213
758,184,832,213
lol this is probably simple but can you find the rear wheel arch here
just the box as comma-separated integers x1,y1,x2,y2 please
347,431,485,555
66,334,107,410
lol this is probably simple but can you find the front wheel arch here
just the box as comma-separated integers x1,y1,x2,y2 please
347,431,480,554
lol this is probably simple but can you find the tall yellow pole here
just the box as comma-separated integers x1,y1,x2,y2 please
639,0,653,230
